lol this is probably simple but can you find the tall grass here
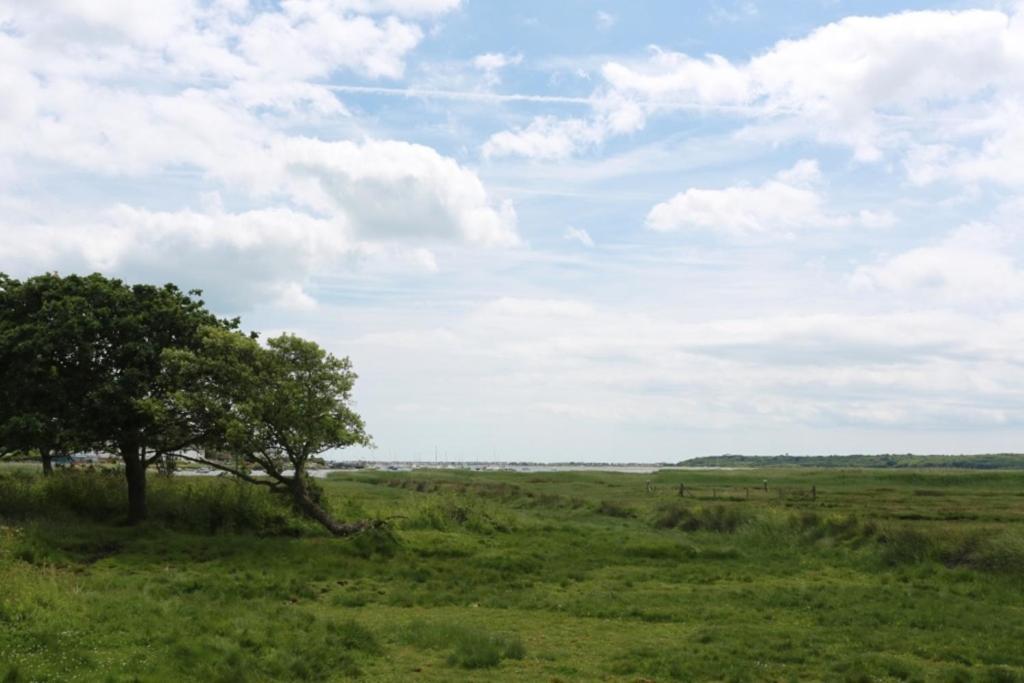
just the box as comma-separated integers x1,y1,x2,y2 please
399,619,525,669
0,470,302,535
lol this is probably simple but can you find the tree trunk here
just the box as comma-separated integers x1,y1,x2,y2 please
41,449,53,476
123,444,148,523
289,476,372,537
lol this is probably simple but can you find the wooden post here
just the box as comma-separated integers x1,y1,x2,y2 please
678,483,685,497
763,479,768,493
811,485,816,501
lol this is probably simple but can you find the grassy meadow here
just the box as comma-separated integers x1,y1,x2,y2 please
2,464,1024,682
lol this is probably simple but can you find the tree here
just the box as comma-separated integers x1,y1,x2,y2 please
165,326,375,535
0,274,99,474
0,272,232,521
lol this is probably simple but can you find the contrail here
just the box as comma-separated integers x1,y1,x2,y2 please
326,84,791,115
324,84,973,124
325,84,593,105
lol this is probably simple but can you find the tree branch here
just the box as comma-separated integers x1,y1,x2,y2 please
175,453,285,491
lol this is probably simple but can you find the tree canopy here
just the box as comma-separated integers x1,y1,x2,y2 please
0,272,374,533
0,272,234,520
164,327,374,535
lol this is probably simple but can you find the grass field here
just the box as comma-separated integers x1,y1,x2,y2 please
2,465,1024,682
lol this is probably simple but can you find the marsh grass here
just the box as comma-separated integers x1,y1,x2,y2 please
399,619,525,669
652,502,752,532
0,469,304,535
3,465,1024,680
399,495,517,534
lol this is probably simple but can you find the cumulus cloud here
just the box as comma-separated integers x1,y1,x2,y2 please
0,0,520,309
278,138,520,246
485,6,1024,170
0,130,520,308
851,223,1024,305
0,202,348,309
646,160,851,239
482,92,644,159
483,116,606,160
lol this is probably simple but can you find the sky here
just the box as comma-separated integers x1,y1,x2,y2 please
2,0,1024,462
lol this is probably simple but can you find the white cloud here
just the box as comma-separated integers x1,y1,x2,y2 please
277,138,519,246
483,116,606,160
325,0,463,17
595,11,616,30
481,92,644,159
851,223,1024,305
0,129,522,306
352,295,1024,433
645,160,848,238
857,209,897,229
0,0,517,302
603,49,751,106
564,226,595,247
472,52,522,72
471,51,522,86
0,203,349,310
486,6,1024,170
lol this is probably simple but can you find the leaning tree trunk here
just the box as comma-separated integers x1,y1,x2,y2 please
122,443,148,523
41,449,53,476
289,475,374,537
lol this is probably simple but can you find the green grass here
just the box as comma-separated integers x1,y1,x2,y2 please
3,465,1024,680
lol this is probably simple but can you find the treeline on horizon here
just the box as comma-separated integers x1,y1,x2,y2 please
682,453,1024,470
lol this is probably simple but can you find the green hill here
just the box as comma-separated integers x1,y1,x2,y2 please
680,453,1024,469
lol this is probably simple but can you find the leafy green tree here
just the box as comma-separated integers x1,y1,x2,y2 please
0,272,232,521
165,326,375,535
1,273,100,474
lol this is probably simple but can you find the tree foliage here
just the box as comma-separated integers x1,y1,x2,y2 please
0,272,233,520
1,272,375,533
164,327,374,535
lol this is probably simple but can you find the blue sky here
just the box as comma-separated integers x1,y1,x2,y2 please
3,0,1024,461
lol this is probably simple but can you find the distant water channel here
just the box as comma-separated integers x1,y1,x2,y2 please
176,463,730,477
